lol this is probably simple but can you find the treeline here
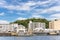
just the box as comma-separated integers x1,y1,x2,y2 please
11,18,49,28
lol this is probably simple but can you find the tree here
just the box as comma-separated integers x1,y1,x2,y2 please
11,18,49,28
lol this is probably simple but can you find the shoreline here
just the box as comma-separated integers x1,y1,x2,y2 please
0,34,59,37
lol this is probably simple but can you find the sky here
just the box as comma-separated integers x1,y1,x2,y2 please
0,0,60,24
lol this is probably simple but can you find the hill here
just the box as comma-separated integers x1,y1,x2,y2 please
12,18,49,28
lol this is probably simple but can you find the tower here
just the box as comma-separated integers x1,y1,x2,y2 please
28,21,33,35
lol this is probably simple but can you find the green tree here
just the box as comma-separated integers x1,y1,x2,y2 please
11,18,49,28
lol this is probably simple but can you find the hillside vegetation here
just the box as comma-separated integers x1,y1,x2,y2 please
12,18,49,28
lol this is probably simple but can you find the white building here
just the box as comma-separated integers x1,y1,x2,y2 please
17,25,27,35
0,23,18,33
11,24,18,32
28,21,45,32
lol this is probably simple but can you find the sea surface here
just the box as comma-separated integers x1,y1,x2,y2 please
0,36,60,40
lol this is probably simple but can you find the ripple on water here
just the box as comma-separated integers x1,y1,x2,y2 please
0,36,60,40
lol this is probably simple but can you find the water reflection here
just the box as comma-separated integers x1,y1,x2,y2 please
0,37,15,40
0,36,60,40
15,36,60,40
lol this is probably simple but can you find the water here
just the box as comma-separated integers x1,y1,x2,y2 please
0,36,60,40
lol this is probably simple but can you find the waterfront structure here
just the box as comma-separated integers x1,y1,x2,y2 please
49,20,60,30
17,25,27,35
49,20,60,34
0,23,27,35
28,21,45,34
28,21,33,34
0,23,18,33
28,21,45,30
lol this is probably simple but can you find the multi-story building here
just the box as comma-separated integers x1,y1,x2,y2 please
28,21,45,30
49,20,60,30
28,21,45,33
17,25,27,35
0,23,18,33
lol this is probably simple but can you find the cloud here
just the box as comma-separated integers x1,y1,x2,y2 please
0,0,58,11
33,5,60,15
50,13,60,18
0,13,4,16
3,5,30,10
17,13,27,15
29,0,60,15
17,17,27,20
0,0,60,21
0,0,30,10
48,6,60,11
31,14,44,18
46,13,60,20
0,0,56,11
0,1,35,10
0,0,6,5
0,20,9,24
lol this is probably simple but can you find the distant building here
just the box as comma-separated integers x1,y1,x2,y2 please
0,23,18,33
17,25,27,35
28,21,45,33
49,20,60,30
